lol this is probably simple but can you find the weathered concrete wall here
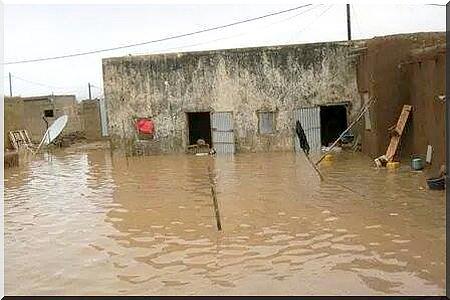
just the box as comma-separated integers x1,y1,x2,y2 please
23,97,55,143
4,97,25,150
21,95,82,143
103,42,361,153
80,99,102,141
53,95,83,135
4,95,82,144
357,32,445,172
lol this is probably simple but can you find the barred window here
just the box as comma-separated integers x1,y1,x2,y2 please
258,111,275,134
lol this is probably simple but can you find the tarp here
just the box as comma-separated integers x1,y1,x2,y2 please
136,118,154,134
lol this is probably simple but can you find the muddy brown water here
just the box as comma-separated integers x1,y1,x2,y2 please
4,148,445,295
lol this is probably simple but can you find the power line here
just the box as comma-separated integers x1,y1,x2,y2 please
8,74,94,98
292,4,334,44
4,4,312,65
11,74,64,89
11,74,99,91
298,4,333,34
143,4,322,55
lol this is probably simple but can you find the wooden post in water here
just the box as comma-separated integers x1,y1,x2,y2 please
303,151,324,181
207,163,222,231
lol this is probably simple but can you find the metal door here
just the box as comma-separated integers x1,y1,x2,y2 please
99,97,109,137
294,107,321,154
211,112,235,154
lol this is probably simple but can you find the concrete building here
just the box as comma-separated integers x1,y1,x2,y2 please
102,31,445,174
103,41,364,154
4,94,83,148
23,94,82,143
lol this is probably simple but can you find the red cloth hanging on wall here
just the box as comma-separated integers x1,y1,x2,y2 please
135,118,154,134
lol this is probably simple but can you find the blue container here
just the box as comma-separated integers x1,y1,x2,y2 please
427,177,445,190
411,158,424,170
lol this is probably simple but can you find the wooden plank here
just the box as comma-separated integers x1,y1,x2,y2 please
9,130,35,150
23,130,32,145
385,105,412,162
18,131,26,144
14,132,24,148
9,132,18,150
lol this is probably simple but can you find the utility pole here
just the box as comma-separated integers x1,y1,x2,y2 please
88,82,92,100
346,4,352,41
8,72,12,97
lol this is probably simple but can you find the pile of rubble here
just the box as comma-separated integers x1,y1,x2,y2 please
54,131,87,148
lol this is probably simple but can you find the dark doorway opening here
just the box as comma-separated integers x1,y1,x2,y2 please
187,112,212,146
320,105,348,146
44,109,54,118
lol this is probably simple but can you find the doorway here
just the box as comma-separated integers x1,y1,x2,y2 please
187,112,212,146
320,104,348,147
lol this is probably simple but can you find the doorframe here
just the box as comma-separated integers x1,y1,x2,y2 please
184,110,212,149
318,101,351,126
318,102,350,147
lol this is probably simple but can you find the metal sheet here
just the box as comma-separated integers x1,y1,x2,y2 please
293,107,321,154
99,97,109,137
211,112,235,154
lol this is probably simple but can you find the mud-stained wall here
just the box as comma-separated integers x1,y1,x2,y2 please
80,99,102,141
357,32,445,172
4,97,25,150
103,42,361,153
22,95,82,143
4,95,83,144
403,50,445,173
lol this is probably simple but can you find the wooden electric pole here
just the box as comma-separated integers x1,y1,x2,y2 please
88,82,92,100
8,72,12,97
346,4,352,41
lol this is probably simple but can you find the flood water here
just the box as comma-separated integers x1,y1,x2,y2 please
4,146,446,295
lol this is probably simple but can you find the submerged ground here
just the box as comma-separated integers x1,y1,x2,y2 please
4,144,445,295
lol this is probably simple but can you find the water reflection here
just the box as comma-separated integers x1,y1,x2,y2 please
4,149,445,295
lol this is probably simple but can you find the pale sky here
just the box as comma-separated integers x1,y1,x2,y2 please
3,3,446,100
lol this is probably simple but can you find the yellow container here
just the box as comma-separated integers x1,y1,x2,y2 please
386,161,400,169
324,154,334,161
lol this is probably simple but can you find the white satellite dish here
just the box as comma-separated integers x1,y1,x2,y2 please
35,115,68,152
43,115,68,145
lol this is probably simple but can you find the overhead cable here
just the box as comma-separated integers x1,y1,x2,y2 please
4,4,312,65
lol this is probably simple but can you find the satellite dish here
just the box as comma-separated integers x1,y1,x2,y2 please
33,115,69,154
41,115,68,146
44,115,68,145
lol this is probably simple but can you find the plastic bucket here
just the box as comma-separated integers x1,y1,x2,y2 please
411,157,424,170
387,161,400,169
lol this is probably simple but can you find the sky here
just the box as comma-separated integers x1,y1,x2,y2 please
2,2,446,100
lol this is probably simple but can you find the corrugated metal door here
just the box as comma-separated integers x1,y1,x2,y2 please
211,112,235,154
294,107,321,154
